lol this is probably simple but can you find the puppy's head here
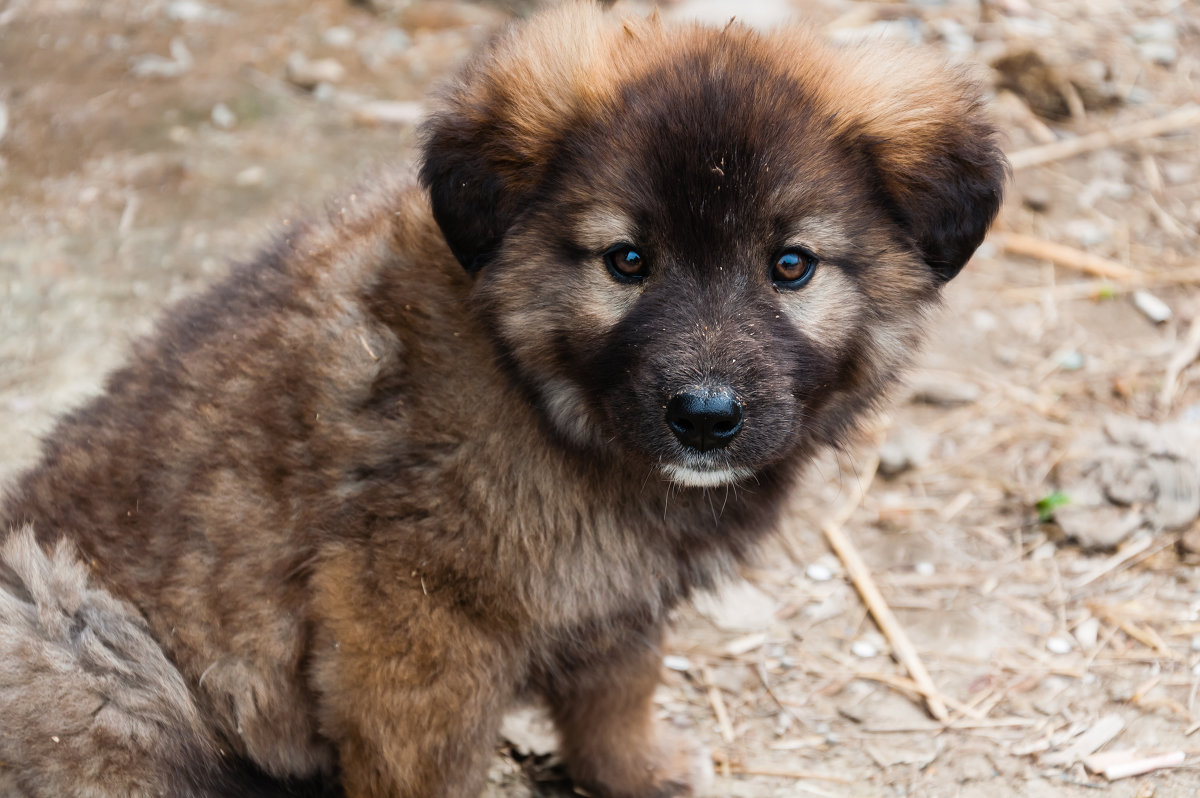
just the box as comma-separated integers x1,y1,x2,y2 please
420,1,1005,488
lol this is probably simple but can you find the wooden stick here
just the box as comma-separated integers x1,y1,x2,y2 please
1161,316,1200,410
726,764,853,783
703,668,736,744
821,451,950,722
997,233,1146,282
1008,105,1200,170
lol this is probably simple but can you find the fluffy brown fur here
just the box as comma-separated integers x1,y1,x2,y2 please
0,2,1005,796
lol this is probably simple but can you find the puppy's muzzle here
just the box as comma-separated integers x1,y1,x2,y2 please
665,387,743,452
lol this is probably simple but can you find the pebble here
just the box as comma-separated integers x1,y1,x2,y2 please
1132,290,1172,324
235,166,265,187
805,562,834,582
323,26,356,49
286,53,346,89
851,639,879,658
914,561,935,577
1074,617,1100,649
354,100,424,126
1138,42,1178,67
1132,19,1177,43
210,102,236,130
130,38,193,79
910,376,980,406
663,654,692,672
0,100,8,144
1046,636,1073,654
1058,350,1085,371
693,579,778,633
165,0,230,23
878,424,932,476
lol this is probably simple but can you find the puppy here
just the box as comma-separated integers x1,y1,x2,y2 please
0,2,1005,796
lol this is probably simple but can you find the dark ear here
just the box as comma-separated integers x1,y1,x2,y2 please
858,118,1007,282
418,3,626,272
817,45,1008,282
419,107,527,273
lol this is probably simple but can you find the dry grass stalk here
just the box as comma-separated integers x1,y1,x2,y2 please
726,764,853,783
1160,316,1200,410
702,667,736,745
998,233,1146,282
1007,105,1200,170
819,450,951,722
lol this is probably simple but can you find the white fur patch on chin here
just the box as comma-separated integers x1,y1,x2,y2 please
662,464,753,488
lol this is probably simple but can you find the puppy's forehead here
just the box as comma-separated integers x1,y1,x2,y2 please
564,36,864,245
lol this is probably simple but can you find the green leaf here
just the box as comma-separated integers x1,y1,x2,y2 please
1036,491,1070,522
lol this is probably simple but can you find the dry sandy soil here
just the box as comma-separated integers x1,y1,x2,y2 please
3,0,1200,796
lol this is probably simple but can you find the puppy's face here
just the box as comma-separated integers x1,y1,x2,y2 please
421,3,1005,488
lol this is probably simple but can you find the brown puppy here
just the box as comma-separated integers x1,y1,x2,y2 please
0,2,1005,797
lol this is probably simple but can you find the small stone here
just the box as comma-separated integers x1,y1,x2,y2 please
663,655,692,672
354,100,423,126
1074,617,1100,649
877,425,931,476
1132,291,1172,324
851,639,879,658
165,0,229,23
805,562,833,582
323,26,356,49
499,707,557,757
1059,350,1085,371
0,100,8,143
235,166,265,187
1132,19,1177,43
914,561,935,577
693,580,777,633
1046,636,1073,655
910,377,980,406
1021,185,1052,213
1138,42,1178,67
131,37,193,79
286,53,346,89
210,102,236,129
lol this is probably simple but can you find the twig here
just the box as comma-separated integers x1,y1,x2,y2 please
1008,105,1200,170
726,764,852,783
1161,316,1200,410
702,667,736,744
821,451,950,722
997,233,1146,282
854,670,982,720
1069,534,1157,592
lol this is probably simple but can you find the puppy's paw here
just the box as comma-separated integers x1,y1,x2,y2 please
574,724,713,798
652,726,714,798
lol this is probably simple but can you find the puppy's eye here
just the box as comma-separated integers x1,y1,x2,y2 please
771,248,818,289
604,245,647,283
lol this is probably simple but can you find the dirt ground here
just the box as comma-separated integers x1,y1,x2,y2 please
3,0,1200,795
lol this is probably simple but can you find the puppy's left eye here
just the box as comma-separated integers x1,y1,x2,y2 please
771,248,818,289
604,245,648,283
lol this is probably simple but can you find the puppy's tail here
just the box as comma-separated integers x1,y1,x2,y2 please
0,525,336,798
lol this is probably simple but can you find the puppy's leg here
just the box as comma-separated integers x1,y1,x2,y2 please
311,550,514,798
0,526,219,798
545,627,713,798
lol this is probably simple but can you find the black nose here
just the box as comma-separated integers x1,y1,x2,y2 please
665,388,744,452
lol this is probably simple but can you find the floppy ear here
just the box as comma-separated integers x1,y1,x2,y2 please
419,92,528,273
418,2,632,272
815,45,1008,281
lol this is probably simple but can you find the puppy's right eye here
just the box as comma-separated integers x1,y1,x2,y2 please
603,245,648,283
